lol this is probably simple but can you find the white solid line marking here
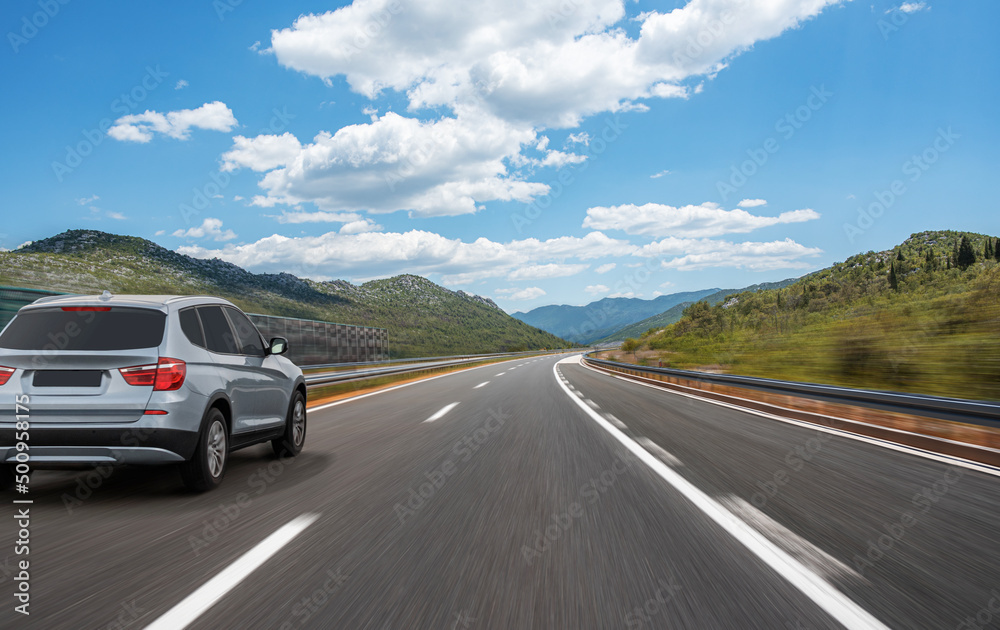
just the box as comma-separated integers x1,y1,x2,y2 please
474,381,489,389
424,402,460,423
578,359,1000,479
721,496,862,583
551,358,888,630
637,437,683,466
145,514,319,630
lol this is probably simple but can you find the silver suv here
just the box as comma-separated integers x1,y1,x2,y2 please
0,293,306,492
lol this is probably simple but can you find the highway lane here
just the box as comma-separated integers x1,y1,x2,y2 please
1,353,997,628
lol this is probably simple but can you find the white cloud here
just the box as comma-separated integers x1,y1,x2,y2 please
270,0,845,129
177,229,633,284
496,287,546,301
650,170,671,179
233,195,244,201
583,202,820,238
595,262,616,274
233,0,844,217
271,210,363,224
175,79,189,90
106,211,127,220
609,291,640,298
738,198,767,208
585,284,610,295
888,2,928,14
75,194,99,205
109,101,238,143
538,150,588,168
638,236,822,270
154,230,166,236
221,133,303,172
508,263,588,281
339,219,382,234
224,111,545,216
172,217,237,241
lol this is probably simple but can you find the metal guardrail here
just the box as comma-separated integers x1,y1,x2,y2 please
583,354,1000,428
302,350,552,372
305,350,564,388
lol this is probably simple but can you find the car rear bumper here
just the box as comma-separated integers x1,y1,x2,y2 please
0,426,200,468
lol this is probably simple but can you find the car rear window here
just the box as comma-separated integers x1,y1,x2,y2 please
0,306,166,351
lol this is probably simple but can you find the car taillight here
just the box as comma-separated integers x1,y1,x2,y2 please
120,358,186,391
154,358,186,391
0,366,14,386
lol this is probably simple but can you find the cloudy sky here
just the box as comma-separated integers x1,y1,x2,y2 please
3,0,996,310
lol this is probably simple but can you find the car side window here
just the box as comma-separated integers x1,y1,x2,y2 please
197,305,240,354
224,307,265,357
179,307,206,348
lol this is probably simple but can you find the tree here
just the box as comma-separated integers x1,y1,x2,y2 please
957,235,976,270
995,238,1000,262
888,264,899,291
621,338,639,361
986,238,994,260
896,249,905,262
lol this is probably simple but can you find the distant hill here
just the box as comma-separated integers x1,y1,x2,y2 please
594,279,799,344
632,230,1000,401
0,230,569,357
511,289,720,344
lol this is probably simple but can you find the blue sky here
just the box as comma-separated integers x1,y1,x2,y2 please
2,0,997,311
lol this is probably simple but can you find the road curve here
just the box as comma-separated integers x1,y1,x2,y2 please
2,353,998,629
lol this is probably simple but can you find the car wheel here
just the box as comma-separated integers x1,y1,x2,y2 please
180,407,228,492
272,390,306,458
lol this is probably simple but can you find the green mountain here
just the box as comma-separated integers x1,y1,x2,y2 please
0,230,569,357
633,230,1000,400
511,289,721,344
594,279,799,344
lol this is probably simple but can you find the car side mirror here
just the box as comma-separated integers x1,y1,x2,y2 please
268,337,288,355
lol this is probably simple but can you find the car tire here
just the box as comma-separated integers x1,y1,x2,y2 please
272,390,306,458
180,407,228,492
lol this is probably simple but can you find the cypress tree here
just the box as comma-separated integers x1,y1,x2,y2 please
957,236,976,270
888,264,899,290
995,237,1000,261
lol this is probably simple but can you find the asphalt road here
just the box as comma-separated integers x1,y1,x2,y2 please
2,353,999,629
